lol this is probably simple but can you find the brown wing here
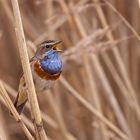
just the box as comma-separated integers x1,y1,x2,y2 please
14,56,36,114
14,75,28,114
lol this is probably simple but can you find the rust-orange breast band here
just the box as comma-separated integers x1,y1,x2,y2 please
34,61,61,80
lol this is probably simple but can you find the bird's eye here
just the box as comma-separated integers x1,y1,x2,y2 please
45,45,50,48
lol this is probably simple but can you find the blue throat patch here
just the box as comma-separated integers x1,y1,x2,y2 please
40,50,62,75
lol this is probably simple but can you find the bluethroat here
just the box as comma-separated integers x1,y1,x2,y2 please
14,40,62,114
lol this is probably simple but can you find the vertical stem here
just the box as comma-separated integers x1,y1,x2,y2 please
10,0,47,139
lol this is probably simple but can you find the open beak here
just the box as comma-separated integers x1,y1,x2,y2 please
52,40,63,52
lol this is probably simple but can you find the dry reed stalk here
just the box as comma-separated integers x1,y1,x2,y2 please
73,7,112,136
104,0,140,117
0,0,14,27
99,0,140,123
56,1,131,139
104,0,140,41
138,0,140,8
0,30,2,40
62,28,109,61
92,1,140,138
94,0,139,115
75,2,106,12
46,3,110,138
45,0,55,38
62,33,134,62
99,52,140,117
55,78,88,139
0,93,34,133
0,81,34,140
4,81,76,140
0,92,35,134
10,0,47,139
84,54,109,140
67,2,133,139
91,55,134,140
2,81,58,130
0,107,9,140
58,0,78,34
46,91,76,140
41,112,58,130
35,15,66,44
1,0,38,41
21,11,39,40
2,72,79,140
21,114,35,133
60,76,127,140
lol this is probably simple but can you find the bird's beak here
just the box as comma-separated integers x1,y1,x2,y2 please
52,41,63,52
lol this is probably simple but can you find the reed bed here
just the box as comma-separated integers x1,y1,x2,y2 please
0,0,140,140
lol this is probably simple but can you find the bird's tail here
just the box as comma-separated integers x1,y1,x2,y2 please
14,97,27,115
10,92,27,115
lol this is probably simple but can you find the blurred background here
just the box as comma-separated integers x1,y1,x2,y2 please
0,0,140,140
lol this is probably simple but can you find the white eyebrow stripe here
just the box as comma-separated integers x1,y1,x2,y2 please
42,42,55,46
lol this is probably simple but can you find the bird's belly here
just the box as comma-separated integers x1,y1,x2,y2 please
35,78,54,93
32,68,55,93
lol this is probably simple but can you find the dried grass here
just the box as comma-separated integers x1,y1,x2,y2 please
0,0,140,140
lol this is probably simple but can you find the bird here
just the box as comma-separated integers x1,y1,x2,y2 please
14,40,63,114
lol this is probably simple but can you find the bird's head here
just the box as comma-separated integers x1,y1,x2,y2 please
35,40,62,60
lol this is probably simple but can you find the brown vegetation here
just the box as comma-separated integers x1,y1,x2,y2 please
0,0,140,140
